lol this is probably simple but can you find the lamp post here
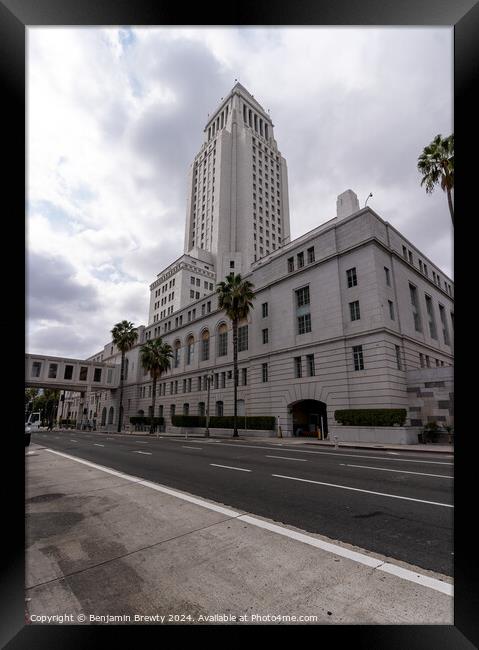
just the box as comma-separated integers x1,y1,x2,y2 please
205,371,214,438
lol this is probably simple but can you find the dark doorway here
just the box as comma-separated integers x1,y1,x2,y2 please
290,400,328,438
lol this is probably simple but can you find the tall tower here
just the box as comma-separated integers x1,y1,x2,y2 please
183,82,291,281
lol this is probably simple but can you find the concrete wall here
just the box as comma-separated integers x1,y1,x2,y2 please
406,366,454,427
329,425,422,445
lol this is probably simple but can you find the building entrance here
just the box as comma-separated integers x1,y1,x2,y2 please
290,400,328,438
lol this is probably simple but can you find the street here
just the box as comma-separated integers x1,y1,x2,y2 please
30,430,454,576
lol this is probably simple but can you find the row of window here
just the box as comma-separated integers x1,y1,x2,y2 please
402,245,452,295
155,277,175,298
287,247,315,273
30,361,111,383
409,284,452,345
419,353,447,368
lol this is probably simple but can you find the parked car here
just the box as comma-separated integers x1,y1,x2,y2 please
25,411,41,447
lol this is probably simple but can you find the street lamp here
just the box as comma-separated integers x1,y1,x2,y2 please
205,370,215,438
364,192,373,207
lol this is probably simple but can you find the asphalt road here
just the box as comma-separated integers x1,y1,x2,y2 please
29,430,454,576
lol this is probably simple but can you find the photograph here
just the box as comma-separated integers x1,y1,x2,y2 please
24,25,455,629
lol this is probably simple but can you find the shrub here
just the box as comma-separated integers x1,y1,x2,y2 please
423,421,440,443
129,416,164,426
334,409,407,427
171,415,276,430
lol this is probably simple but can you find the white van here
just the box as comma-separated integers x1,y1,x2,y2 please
25,412,41,446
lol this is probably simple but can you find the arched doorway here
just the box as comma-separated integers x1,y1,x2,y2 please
289,400,328,438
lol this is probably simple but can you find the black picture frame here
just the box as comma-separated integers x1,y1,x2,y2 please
3,0,477,647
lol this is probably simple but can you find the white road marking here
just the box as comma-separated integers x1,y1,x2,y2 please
210,464,251,472
134,451,152,455
93,444,104,447
183,446,203,450
341,463,453,479
70,439,78,442
272,474,453,508
266,455,308,462
43,449,453,596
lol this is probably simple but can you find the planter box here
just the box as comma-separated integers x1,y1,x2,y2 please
329,425,423,445
173,427,276,438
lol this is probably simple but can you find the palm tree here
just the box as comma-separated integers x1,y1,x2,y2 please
216,273,255,438
417,133,454,225
111,320,138,432
140,338,173,435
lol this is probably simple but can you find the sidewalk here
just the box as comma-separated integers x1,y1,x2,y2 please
25,443,453,625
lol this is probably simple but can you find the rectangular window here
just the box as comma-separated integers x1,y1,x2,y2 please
242,368,247,386
409,284,422,332
346,267,357,288
425,295,438,339
297,251,304,268
408,250,413,264
307,247,315,264
353,345,364,371
218,331,228,356
262,302,268,318
419,353,425,368
79,366,88,381
31,361,42,378
306,354,315,377
388,300,395,320
296,286,310,308
48,363,58,379
426,355,431,368
287,257,294,272
439,305,450,345
220,372,226,388
349,301,361,321
402,246,408,259
294,356,302,378
262,328,269,344
297,313,311,334
94,368,102,382
384,266,391,286
395,345,402,370
214,373,219,389
262,363,268,382
238,325,248,352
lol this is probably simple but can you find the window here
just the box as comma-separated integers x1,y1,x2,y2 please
230,260,235,269
296,286,311,334
346,267,357,288
48,363,58,379
409,284,422,332
94,368,102,382
349,301,361,321
216,401,224,416
426,355,431,368
307,247,315,264
294,357,302,378
419,353,425,368
425,295,437,339
297,251,304,268
201,330,210,361
384,267,391,286
306,354,315,377
191,276,195,285
238,325,248,352
218,324,228,356
242,368,248,385
287,257,294,272
402,246,407,259
408,251,413,264
262,363,268,382
262,328,269,344
183,403,189,415
439,305,450,345
388,300,395,320
395,345,402,370
353,345,364,371
79,366,88,381
31,361,42,378
198,402,205,416
186,336,195,364
170,404,176,418
262,302,268,318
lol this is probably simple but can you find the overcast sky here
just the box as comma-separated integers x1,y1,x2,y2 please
27,27,453,359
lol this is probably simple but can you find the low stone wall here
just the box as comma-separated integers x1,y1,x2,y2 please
329,425,422,445
172,427,277,438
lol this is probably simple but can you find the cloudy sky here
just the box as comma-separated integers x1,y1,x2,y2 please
27,27,453,359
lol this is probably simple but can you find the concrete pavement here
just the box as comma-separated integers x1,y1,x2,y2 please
25,443,453,625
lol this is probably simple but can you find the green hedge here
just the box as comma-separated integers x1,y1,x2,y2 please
130,416,165,426
60,419,76,427
171,415,276,430
334,409,407,427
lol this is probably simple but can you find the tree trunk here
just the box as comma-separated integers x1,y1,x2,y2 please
150,375,157,435
117,352,125,432
446,188,454,226
233,319,238,438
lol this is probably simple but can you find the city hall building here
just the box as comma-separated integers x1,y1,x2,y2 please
45,83,454,441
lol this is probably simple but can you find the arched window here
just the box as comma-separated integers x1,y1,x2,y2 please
101,407,107,426
186,335,195,365
174,340,181,368
216,401,224,416
218,324,228,357
201,330,210,361
108,406,114,424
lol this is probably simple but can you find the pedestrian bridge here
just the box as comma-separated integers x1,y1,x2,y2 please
25,353,120,393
